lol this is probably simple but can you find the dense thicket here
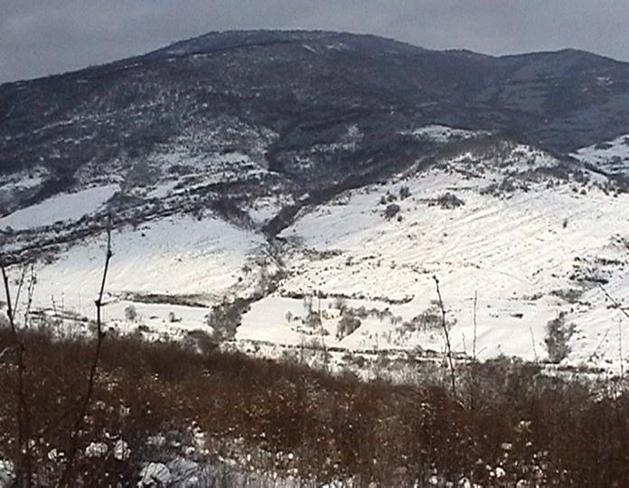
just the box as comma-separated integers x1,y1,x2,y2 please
0,327,627,487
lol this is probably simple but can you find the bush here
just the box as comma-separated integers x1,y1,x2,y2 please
336,309,361,339
545,312,575,363
206,298,249,342
384,203,401,219
304,309,322,329
0,326,628,486
124,304,137,322
433,192,465,209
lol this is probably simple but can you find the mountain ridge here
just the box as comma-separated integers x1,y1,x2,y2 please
2,30,628,217
4,30,629,88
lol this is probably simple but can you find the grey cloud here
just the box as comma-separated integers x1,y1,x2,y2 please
1,0,628,84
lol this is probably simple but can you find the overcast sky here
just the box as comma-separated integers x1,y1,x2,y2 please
2,0,628,84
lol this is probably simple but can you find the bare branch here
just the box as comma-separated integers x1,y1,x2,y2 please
59,219,113,487
1,261,16,332
467,291,479,410
472,291,478,362
0,259,32,487
598,284,627,377
618,318,624,379
529,327,539,363
589,327,612,363
598,284,629,321
433,275,457,397
11,266,27,319
23,265,36,328
0,346,11,361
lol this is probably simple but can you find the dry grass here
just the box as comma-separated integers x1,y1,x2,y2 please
0,326,628,486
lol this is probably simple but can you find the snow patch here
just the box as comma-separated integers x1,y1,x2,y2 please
403,125,490,143
572,135,629,175
0,184,119,230
29,214,266,323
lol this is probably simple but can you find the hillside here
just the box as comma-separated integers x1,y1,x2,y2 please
1,31,629,373
3,31,629,208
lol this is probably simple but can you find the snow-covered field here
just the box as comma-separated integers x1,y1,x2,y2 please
2,131,629,375
252,151,629,371
21,214,267,334
0,184,119,230
572,134,629,175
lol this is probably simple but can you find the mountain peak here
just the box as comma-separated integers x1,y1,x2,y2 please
151,29,426,58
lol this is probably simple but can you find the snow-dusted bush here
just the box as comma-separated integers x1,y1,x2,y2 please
336,309,361,339
384,203,401,219
432,192,465,209
545,312,575,363
206,298,250,342
1,324,628,486
124,304,138,322
399,185,411,200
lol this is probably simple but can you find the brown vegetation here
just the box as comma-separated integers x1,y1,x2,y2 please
0,326,627,487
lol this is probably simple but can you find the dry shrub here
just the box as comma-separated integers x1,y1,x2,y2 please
0,327,628,486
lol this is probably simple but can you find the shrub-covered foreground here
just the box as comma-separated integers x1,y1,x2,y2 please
0,327,628,487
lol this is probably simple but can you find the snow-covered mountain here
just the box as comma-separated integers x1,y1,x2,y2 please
1,31,629,373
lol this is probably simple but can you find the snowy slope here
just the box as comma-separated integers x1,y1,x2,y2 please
572,134,629,175
0,184,119,230
23,214,269,333
2,129,628,374
237,143,629,371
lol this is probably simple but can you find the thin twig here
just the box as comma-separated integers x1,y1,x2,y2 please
472,291,478,362
598,284,629,321
11,266,27,319
598,284,626,378
619,318,624,379
468,291,479,410
23,265,36,329
0,263,16,334
433,275,457,397
589,327,611,363
529,327,539,363
59,220,113,487
0,261,32,487
0,346,11,361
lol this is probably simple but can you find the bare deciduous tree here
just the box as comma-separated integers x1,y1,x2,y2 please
433,275,457,397
59,220,113,487
0,262,33,487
